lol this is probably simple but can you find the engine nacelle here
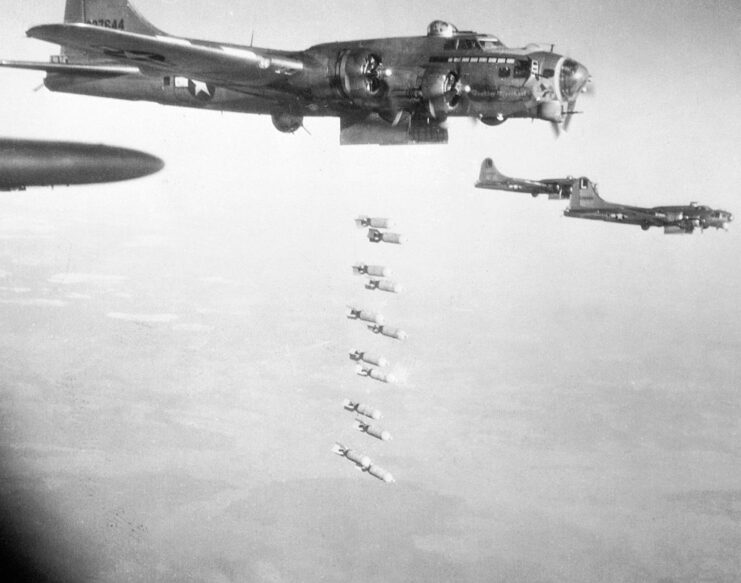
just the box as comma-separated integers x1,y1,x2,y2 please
538,100,563,123
336,49,388,108
271,112,303,133
421,70,463,119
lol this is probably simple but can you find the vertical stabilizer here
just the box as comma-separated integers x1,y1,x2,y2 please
64,0,162,34
61,0,163,60
477,158,508,186
567,177,609,210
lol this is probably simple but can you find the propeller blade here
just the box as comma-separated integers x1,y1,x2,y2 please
550,121,561,139
563,113,573,132
562,99,577,132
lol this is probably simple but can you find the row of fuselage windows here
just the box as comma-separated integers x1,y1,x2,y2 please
435,56,539,79
434,56,556,80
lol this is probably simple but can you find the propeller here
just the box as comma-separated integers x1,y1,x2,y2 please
427,66,471,121
362,53,385,95
550,75,593,137
562,99,578,132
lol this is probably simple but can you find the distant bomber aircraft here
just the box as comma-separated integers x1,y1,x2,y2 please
476,159,732,234
1,0,590,145
0,138,162,191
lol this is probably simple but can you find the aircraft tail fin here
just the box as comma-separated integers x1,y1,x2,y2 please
476,158,509,186
567,177,609,210
64,0,162,34
61,0,163,61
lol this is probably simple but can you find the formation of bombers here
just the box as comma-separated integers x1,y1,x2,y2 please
476,159,732,234
0,0,731,232
333,216,406,484
0,0,733,491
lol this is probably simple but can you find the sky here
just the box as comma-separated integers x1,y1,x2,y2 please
0,1,740,582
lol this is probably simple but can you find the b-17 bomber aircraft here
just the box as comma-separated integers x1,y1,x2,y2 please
1,0,591,145
476,159,733,234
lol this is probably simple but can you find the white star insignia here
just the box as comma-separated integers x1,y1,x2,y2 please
190,80,212,97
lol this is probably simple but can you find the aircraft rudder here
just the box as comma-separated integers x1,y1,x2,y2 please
477,158,507,186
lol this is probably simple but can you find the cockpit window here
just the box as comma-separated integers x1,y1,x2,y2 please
498,66,511,78
458,38,478,50
479,39,503,50
442,37,504,52
580,178,589,189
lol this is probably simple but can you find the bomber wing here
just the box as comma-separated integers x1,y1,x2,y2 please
26,24,306,91
565,205,662,223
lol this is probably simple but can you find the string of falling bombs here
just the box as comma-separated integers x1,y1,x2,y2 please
332,216,407,484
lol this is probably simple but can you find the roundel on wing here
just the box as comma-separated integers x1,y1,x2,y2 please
187,79,216,101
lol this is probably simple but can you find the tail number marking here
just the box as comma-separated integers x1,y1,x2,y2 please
87,19,125,30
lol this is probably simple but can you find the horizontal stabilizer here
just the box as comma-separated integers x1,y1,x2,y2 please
0,59,139,77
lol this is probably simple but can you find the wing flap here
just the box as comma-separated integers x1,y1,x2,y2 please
27,23,304,88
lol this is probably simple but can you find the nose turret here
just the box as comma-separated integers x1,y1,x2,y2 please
559,59,590,102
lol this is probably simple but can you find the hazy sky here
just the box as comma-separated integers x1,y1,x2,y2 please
0,1,740,582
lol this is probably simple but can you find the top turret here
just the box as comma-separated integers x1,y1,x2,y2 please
427,21,459,37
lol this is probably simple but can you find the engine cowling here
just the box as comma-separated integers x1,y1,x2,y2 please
271,112,303,133
336,49,388,108
421,70,464,119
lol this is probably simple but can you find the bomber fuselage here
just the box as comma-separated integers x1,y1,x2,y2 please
40,23,589,128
